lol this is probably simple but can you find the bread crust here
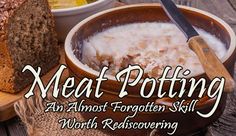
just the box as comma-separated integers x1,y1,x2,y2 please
0,0,23,93
0,40,15,93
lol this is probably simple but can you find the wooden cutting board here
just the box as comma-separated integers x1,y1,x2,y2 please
0,49,69,122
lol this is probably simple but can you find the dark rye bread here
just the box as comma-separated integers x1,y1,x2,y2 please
0,0,60,93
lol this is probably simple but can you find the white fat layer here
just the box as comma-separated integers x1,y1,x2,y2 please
81,22,227,77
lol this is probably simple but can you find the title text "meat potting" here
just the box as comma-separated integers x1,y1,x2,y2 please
22,64,225,118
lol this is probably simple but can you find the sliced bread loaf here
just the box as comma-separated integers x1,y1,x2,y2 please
0,0,60,93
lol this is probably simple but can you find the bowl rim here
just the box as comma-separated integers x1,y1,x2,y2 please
65,3,236,81
51,0,113,14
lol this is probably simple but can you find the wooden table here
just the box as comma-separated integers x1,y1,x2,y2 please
1,0,236,135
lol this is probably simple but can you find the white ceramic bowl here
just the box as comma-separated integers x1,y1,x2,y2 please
52,0,115,42
120,0,160,4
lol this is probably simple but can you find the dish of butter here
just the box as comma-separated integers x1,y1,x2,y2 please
48,0,97,9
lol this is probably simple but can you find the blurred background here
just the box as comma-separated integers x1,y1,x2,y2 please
119,0,198,7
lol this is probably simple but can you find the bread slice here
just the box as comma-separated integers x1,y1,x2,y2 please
0,0,60,93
